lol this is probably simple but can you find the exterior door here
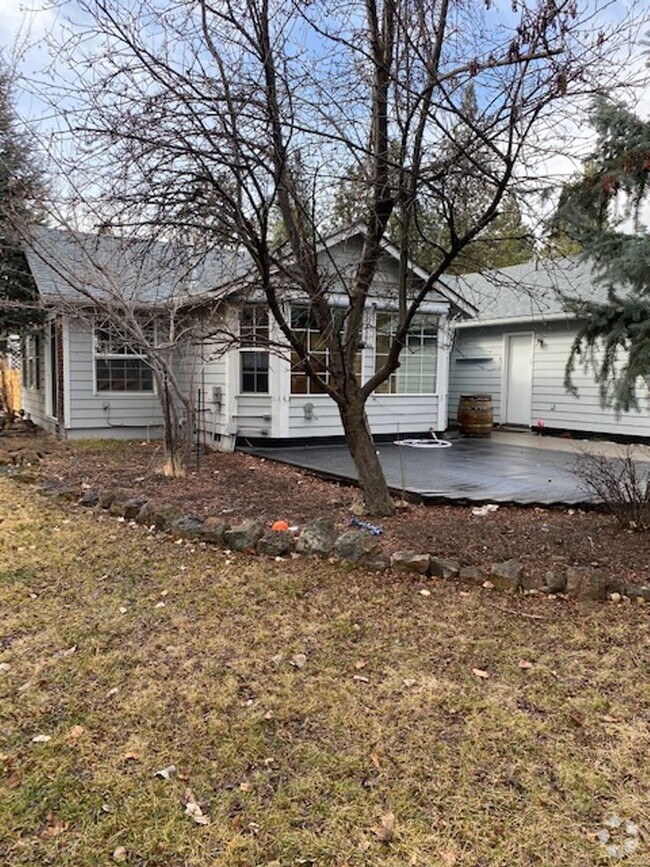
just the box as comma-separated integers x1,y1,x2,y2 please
504,333,533,426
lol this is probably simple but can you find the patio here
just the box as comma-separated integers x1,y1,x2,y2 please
249,431,650,507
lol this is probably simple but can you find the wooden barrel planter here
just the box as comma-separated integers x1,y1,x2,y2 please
457,394,494,437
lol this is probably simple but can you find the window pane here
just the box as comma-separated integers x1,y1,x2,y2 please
95,358,153,393
241,350,269,393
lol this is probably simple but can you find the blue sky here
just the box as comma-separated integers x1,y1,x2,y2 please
2,0,648,230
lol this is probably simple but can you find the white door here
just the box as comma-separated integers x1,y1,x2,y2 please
504,334,533,426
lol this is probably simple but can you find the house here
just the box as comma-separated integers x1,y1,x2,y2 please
19,225,473,446
447,257,650,439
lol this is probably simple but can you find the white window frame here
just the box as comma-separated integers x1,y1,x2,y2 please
374,312,439,395
239,305,270,394
93,320,155,396
289,305,362,395
22,333,41,391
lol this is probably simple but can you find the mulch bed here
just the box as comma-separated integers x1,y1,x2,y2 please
8,429,649,591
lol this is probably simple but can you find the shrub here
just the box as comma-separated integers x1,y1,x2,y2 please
573,446,650,530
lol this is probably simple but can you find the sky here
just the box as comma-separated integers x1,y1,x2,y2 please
1,0,649,233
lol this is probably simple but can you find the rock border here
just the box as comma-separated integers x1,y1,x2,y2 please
14,473,650,603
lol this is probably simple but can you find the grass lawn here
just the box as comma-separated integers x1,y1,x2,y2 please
0,476,647,866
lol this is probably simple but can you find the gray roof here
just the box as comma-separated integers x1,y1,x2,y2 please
23,226,249,307
447,256,611,324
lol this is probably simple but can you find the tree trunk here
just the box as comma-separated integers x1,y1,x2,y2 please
160,374,183,477
339,396,394,517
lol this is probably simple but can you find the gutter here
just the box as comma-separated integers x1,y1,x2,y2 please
454,312,575,329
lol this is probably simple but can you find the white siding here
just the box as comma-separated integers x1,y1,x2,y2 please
21,337,49,430
449,321,650,436
288,393,440,438
66,316,164,437
449,328,505,423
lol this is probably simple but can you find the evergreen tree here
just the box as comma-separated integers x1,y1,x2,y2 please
557,98,650,411
0,66,43,353
332,85,534,274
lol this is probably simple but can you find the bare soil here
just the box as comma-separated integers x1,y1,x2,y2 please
8,429,650,590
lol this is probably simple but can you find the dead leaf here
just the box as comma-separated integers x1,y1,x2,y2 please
372,811,396,843
112,846,128,863
440,850,458,865
41,811,69,839
66,724,86,741
183,788,210,825
517,660,534,670
472,668,490,679
402,678,417,688
601,714,621,723
570,711,584,727
370,751,381,769
354,659,367,670
123,751,140,762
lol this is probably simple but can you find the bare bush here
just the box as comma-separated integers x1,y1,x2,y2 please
573,447,650,530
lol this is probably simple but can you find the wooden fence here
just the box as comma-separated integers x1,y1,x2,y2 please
0,367,21,415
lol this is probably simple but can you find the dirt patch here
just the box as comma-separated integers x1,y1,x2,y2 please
14,433,650,591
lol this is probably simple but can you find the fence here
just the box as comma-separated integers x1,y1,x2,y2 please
0,366,21,416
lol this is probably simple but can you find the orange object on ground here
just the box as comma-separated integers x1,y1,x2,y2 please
271,520,289,532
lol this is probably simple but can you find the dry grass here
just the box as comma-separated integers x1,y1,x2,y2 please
0,477,648,867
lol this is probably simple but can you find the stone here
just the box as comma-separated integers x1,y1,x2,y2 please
296,518,338,557
609,592,622,603
136,502,182,531
390,551,430,575
79,490,100,507
459,565,483,584
624,584,650,602
490,559,524,591
201,517,228,545
565,566,608,601
224,519,265,552
540,570,566,594
257,530,295,557
109,497,133,517
429,557,461,580
170,515,205,539
110,498,147,519
99,490,128,510
334,530,383,565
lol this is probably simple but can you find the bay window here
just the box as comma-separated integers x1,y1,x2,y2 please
375,313,438,394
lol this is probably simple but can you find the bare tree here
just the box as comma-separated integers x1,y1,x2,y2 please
29,0,643,514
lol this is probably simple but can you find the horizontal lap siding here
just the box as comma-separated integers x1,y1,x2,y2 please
67,318,164,431
450,322,650,436
448,331,504,423
236,395,273,438
22,342,50,429
532,329,649,435
288,394,440,438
